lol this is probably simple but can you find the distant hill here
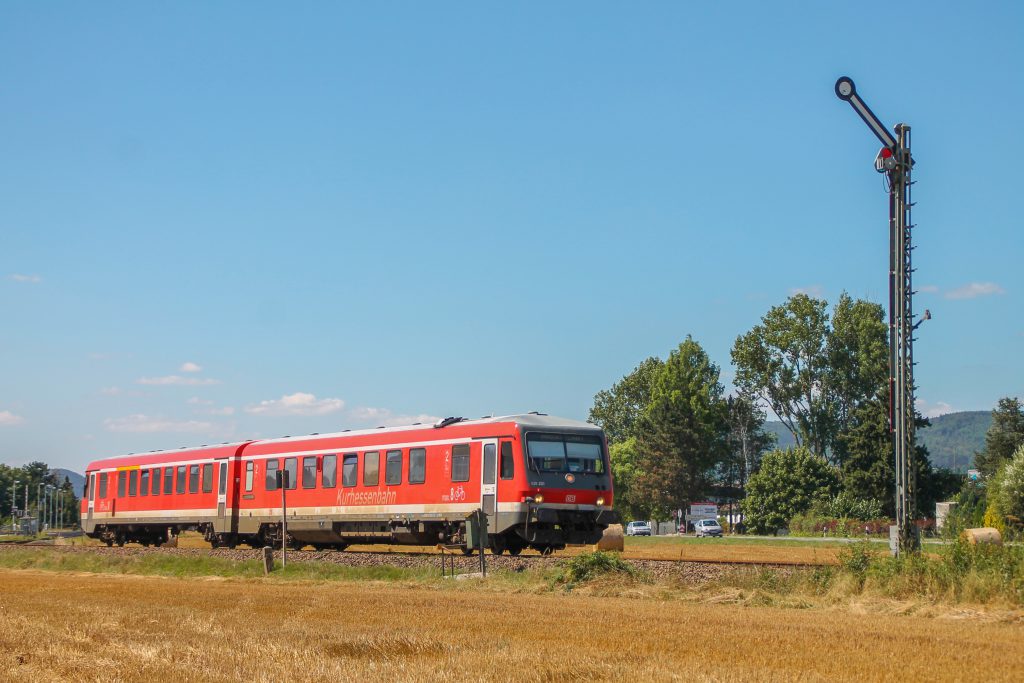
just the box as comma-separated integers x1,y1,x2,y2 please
51,468,86,497
762,410,990,472
918,411,990,472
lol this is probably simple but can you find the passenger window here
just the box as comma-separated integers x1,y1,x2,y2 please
322,455,337,488
302,456,317,489
451,444,470,482
202,463,213,493
266,459,279,491
187,465,199,493
118,471,126,497
385,450,402,485
342,454,358,487
176,466,187,494
500,441,514,479
140,470,149,497
245,462,254,492
219,461,228,495
152,468,161,496
99,473,108,499
128,470,138,496
164,467,174,495
363,452,380,486
284,458,297,490
409,448,426,484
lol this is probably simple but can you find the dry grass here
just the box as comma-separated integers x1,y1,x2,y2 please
1,569,1023,682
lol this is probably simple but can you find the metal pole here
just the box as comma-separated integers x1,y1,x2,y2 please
281,471,288,568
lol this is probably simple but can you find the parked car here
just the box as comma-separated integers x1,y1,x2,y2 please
625,521,652,536
694,519,723,537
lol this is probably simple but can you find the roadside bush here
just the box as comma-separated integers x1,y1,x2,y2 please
560,551,635,584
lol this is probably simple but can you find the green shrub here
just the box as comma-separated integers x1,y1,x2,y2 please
560,551,635,584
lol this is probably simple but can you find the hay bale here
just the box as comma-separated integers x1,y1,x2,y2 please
962,527,1002,546
593,524,624,552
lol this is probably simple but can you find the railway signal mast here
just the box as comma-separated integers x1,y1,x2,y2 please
835,77,921,555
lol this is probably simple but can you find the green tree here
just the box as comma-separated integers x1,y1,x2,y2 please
608,437,651,521
723,393,776,498
633,337,730,519
731,293,887,463
741,447,840,534
588,357,664,445
974,397,1024,480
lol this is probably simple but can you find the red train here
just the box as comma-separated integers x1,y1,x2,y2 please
80,414,618,555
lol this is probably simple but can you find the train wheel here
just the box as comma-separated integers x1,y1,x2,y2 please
461,547,475,556
507,546,523,556
104,539,113,548
490,536,507,555
539,546,554,556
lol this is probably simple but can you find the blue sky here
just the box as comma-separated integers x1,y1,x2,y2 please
2,3,1021,470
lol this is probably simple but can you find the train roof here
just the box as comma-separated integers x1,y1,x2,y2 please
83,414,603,470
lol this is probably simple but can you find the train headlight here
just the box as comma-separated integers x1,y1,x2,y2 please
534,494,544,504
596,496,605,507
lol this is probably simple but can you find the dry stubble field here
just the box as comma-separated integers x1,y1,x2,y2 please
1,569,1023,682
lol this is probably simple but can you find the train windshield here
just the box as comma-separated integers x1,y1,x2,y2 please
527,433,605,474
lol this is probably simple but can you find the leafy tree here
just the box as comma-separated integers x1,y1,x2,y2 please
608,437,651,521
974,397,1024,480
741,446,840,534
731,293,887,463
588,357,663,445
633,337,729,519
721,393,775,506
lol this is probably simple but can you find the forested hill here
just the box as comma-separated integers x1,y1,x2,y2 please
763,411,990,472
52,468,86,497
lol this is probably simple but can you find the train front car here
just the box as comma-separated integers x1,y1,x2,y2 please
498,414,618,554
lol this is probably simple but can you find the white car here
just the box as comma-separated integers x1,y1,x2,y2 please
625,521,652,536
694,519,723,537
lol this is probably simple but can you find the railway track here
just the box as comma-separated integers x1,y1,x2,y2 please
0,543,823,583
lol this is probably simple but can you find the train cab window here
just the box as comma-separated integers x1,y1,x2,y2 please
342,454,358,487
140,469,149,497
385,450,402,485
301,457,317,489
176,466,187,494
128,470,138,496
202,463,213,493
118,471,127,497
322,455,337,488
363,452,380,487
152,468,161,496
500,441,515,479
284,458,298,490
409,448,426,484
451,444,470,482
164,467,174,495
245,462,254,492
189,465,200,494
266,460,279,491
99,473,108,499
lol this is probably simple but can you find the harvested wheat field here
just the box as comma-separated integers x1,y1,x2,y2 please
1,570,1022,682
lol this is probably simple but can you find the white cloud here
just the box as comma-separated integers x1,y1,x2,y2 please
0,411,25,426
100,386,122,396
788,285,824,298
138,375,220,386
187,397,213,405
206,406,235,416
349,406,440,427
915,399,955,419
945,282,1006,300
245,392,345,417
180,362,202,373
917,284,939,293
8,274,41,283
103,414,214,433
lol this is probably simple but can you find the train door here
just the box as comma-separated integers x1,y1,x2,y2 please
480,439,497,528
216,459,228,531
87,472,96,526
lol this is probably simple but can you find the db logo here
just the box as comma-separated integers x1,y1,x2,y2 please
565,494,576,503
